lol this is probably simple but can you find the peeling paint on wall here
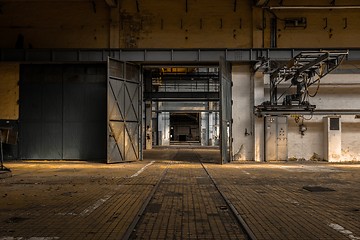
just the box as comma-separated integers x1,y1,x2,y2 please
120,11,155,48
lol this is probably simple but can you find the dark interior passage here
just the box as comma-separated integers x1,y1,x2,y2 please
170,113,200,143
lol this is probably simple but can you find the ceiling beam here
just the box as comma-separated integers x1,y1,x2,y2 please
105,0,117,7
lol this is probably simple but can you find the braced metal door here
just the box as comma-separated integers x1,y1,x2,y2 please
107,58,142,163
219,57,232,164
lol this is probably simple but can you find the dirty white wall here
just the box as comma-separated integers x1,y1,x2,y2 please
232,65,253,160
275,67,360,161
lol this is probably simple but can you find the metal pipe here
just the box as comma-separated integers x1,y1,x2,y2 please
269,6,360,10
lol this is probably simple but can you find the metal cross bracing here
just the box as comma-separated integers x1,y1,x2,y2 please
255,50,348,116
107,58,142,163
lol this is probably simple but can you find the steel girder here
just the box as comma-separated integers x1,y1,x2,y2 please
1,48,360,63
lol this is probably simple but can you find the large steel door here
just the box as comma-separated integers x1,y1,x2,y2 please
219,57,233,164
107,58,142,163
20,66,63,159
20,65,107,160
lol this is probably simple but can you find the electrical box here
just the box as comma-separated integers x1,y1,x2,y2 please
265,116,288,161
324,116,341,162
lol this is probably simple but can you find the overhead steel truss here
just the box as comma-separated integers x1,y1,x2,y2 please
255,50,349,116
1,48,360,63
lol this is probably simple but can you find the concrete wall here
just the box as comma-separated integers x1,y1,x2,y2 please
274,70,360,161
118,0,252,48
1,0,360,48
265,0,360,48
1,0,360,161
0,63,19,120
342,122,360,161
0,1,110,48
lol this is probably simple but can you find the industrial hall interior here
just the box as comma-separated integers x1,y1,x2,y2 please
0,0,359,239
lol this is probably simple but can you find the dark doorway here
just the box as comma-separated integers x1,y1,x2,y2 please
170,113,200,144
19,64,107,161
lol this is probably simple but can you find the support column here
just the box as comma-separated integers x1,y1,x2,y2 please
201,112,208,146
158,108,170,146
145,101,152,149
232,65,252,161
253,72,266,162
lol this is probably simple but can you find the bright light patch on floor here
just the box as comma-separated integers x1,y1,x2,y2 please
280,165,345,172
131,161,155,177
80,194,113,216
328,223,360,240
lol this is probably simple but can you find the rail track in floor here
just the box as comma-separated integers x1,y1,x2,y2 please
123,148,256,240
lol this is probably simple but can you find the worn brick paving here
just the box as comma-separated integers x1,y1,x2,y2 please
204,161,360,240
0,161,165,239
131,150,247,240
1,149,359,240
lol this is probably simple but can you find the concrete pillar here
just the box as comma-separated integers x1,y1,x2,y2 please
232,65,253,160
209,107,220,146
145,101,152,149
324,116,342,162
158,111,170,146
200,112,209,146
253,72,266,162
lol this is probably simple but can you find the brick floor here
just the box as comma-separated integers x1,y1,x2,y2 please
131,150,246,240
204,161,360,240
0,161,165,240
0,148,359,240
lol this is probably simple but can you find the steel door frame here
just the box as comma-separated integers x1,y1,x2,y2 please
107,58,142,163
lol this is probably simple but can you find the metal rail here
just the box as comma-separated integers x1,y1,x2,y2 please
1,48,360,63
122,165,169,240
197,153,257,240
123,151,255,240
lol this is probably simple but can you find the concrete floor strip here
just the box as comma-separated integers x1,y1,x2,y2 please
328,223,360,240
80,194,113,216
130,161,155,178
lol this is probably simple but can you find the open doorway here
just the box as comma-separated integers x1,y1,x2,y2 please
143,66,220,148
170,112,200,145
143,58,232,164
